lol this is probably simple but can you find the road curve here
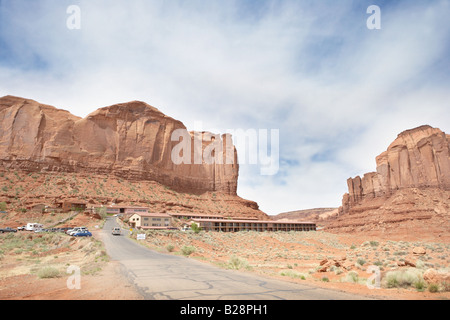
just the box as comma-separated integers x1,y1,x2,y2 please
100,217,373,300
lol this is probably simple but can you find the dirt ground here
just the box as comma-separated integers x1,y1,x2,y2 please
0,213,142,300
1,212,449,300
0,260,142,300
130,228,450,300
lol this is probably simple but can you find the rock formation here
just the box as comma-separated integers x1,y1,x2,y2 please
327,125,450,240
272,208,338,222
341,125,450,214
0,95,238,195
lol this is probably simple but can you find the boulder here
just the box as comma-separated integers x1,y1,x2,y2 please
404,259,416,267
317,257,348,272
342,261,354,271
423,269,450,284
412,247,426,255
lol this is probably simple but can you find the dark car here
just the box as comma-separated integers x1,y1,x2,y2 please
72,230,92,237
0,227,17,233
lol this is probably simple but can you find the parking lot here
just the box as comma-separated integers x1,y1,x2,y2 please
0,224,93,236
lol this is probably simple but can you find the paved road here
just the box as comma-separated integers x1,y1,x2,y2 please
100,217,373,300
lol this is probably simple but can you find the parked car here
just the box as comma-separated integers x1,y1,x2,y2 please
67,227,87,236
17,226,26,231
34,228,49,233
0,227,17,233
72,230,92,237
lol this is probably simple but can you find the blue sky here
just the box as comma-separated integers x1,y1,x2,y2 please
1,0,449,214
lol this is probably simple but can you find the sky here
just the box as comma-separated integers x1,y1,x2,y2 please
0,0,449,215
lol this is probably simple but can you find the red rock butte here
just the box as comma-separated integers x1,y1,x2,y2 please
0,95,238,195
328,125,450,240
341,125,450,213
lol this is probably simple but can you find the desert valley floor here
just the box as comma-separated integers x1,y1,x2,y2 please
1,211,449,300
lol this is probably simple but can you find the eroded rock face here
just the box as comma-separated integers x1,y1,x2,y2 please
342,125,450,212
327,125,450,239
0,96,239,195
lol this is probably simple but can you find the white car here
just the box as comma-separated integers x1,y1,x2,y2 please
111,227,121,236
67,227,88,236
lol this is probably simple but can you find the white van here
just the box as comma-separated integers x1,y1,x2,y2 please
25,223,44,231
112,227,121,236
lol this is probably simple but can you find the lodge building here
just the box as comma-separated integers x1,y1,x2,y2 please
129,212,172,229
110,209,316,233
191,218,316,232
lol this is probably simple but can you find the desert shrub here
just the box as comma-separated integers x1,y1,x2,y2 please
415,260,425,269
37,266,60,279
428,283,439,293
342,271,359,283
383,268,423,289
333,267,343,275
414,278,426,291
372,261,384,268
181,245,196,256
190,222,201,234
227,255,250,270
322,276,329,282
356,258,366,266
280,270,305,279
166,244,175,252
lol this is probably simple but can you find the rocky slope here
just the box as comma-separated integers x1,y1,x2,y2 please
0,95,267,219
271,208,338,222
327,125,450,240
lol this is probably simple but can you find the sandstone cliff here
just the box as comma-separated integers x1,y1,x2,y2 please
327,125,450,240
0,95,238,195
341,125,450,214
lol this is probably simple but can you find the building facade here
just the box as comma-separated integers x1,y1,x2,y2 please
106,206,149,215
192,218,316,232
129,212,172,229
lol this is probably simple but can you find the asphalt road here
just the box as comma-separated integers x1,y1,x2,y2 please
100,217,372,300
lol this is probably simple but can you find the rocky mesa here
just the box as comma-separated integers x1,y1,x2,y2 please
0,95,238,195
327,125,450,240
